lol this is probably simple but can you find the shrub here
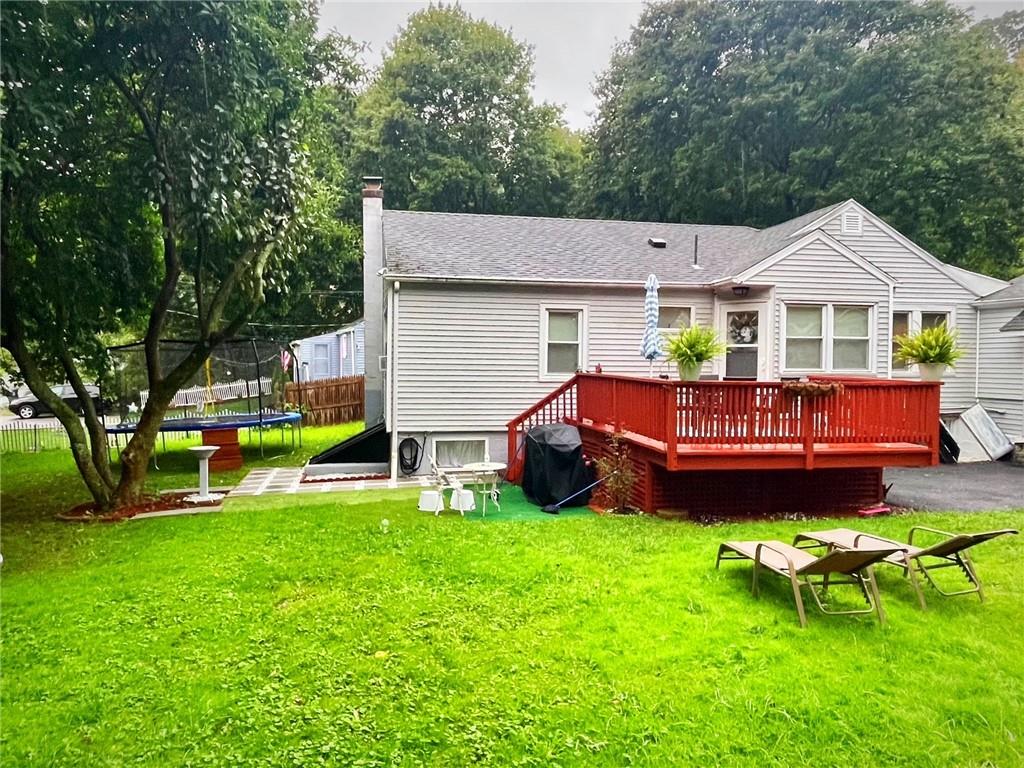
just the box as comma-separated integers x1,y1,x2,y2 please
894,324,962,366
595,432,637,514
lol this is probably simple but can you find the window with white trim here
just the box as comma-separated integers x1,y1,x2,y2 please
658,306,693,335
892,311,911,370
832,306,870,370
785,305,825,369
434,438,487,468
891,310,953,373
312,343,330,377
784,303,874,372
543,308,584,375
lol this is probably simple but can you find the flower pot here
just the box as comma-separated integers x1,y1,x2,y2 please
918,363,946,381
676,362,702,381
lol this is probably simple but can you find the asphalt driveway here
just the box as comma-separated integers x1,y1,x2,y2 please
885,462,1023,512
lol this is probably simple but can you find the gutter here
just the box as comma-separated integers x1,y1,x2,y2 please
382,273,718,289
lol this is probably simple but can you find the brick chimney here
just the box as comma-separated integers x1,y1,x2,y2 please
362,176,385,427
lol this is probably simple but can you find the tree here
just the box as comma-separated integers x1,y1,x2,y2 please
1,1,358,514
350,5,582,217
580,0,1024,278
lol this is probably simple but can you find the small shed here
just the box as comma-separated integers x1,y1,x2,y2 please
292,319,365,382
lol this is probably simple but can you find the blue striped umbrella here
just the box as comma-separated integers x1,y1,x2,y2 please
640,273,663,376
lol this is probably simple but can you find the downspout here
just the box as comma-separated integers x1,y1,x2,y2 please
974,306,981,401
886,283,894,379
388,281,401,481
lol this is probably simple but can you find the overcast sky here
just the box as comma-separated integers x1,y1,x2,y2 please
318,1,1021,131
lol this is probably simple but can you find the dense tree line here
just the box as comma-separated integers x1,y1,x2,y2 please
577,0,1024,278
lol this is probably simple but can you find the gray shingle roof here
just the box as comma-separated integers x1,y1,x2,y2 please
383,202,848,285
1000,310,1024,332
976,276,1024,306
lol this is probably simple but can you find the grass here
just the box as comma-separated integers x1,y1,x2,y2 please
1,433,1023,765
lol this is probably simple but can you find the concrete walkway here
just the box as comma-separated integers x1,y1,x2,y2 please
230,467,431,497
885,462,1023,512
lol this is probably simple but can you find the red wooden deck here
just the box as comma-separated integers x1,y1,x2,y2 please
506,374,941,515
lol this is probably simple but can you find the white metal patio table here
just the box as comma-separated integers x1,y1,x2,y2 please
462,461,506,517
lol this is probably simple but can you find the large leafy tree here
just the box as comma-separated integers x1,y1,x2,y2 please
350,5,582,217
1,1,358,513
580,0,1024,277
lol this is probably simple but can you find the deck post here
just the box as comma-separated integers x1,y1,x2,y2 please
802,398,815,470
664,384,677,471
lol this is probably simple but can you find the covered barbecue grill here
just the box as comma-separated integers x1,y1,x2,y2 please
521,423,595,508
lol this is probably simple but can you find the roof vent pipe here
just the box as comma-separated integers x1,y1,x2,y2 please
692,234,700,268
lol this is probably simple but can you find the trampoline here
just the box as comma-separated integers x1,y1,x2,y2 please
106,337,308,471
108,412,302,471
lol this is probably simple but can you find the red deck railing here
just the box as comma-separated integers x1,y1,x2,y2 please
506,374,941,480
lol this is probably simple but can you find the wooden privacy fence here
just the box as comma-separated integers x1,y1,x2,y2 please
285,375,364,426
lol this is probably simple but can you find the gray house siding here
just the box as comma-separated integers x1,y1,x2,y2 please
393,282,712,464
977,306,1024,439
821,212,980,414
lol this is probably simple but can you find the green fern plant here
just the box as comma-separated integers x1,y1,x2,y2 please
894,324,962,366
665,325,727,366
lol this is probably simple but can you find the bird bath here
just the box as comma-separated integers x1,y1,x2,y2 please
185,445,225,503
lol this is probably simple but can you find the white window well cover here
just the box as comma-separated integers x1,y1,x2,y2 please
435,439,487,468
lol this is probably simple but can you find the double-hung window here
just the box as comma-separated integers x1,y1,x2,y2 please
832,306,871,370
658,306,693,335
542,307,585,377
784,303,873,373
891,310,953,372
785,305,825,370
312,343,330,378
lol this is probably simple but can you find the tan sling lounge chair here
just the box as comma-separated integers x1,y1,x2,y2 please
793,526,1019,609
715,540,903,627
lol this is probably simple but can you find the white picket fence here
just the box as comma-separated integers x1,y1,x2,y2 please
140,377,272,409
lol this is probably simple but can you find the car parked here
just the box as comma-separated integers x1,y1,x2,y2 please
9,384,109,419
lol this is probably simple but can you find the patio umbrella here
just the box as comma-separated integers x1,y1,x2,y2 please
640,273,663,376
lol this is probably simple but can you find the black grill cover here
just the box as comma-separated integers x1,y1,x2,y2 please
522,423,594,507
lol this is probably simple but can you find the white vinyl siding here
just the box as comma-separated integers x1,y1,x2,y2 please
394,282,713,433
823,210,979,412
976,306,1024,440
757,238,890,377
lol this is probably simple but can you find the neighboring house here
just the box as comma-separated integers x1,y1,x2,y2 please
353,178,1015,476
974,277,1024,440
292,320,365,382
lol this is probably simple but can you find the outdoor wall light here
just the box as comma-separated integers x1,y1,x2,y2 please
731,285,750,297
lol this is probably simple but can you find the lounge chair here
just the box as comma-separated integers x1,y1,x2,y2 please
716,540,903,627
793,527,1018,609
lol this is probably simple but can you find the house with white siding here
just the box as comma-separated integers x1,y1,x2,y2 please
347,177,1017,480
291,320,365,382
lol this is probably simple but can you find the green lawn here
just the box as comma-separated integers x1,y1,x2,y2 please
1,439,1023,766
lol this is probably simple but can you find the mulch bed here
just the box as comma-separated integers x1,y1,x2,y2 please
57,492,221,523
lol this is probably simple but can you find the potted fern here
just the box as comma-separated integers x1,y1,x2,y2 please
665,325,727,381
894,324,962,381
